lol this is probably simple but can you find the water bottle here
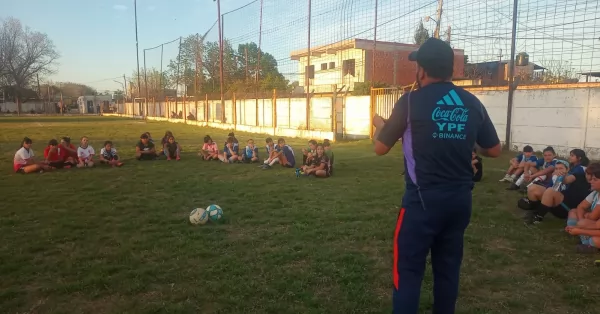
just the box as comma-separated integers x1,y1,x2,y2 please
552,175,564,191
295,168,301,178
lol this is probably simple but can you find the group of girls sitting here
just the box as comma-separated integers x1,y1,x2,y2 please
500,146,600,253
198,133,334,177
12,131,334,178
12,136,124,173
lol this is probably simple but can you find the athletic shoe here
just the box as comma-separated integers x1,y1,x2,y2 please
518,198,532,210
499,174,511,182
506,183,520,191
523,211,543,225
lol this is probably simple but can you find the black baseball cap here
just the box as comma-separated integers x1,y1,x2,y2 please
408,38,454,77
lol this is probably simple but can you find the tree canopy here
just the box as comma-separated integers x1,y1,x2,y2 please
414,22,430,45
154,34,289,96
0,17,59,104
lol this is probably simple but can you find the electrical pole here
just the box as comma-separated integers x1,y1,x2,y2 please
123,74,127,102
216,0,225,122
134,0,141,97
434,0,443,39
176,36,182,115
372,0,378,87
506,0,518,149
257,0,264,83
195,33,199,109
245,47,249,80
306,0,312,130
160,44,164,98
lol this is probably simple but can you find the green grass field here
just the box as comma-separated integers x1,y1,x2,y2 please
1,116,599,314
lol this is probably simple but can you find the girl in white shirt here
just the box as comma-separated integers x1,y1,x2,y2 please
77,136,95,168
13,137,50,173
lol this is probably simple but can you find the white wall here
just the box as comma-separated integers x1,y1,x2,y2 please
344,96,371,138
107,86,600,158
508,88,600,158
1,101,52,113
296,48,365,91
338,87,600,159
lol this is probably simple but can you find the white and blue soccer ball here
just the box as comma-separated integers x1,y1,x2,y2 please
206,204,224,222
189,208,209,225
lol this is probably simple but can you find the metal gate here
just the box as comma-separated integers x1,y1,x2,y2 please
369,87,402,139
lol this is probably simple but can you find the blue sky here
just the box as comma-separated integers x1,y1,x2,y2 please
3,0,599,92
2,0,248,92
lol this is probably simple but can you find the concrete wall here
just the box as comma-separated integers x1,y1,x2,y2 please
0,101,56,113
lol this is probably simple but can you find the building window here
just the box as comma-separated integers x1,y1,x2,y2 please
329,62,335,69
320,63,328,71
343,59,356,76
305,65,315,79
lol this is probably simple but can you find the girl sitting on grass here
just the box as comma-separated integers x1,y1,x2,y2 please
159,131,174,156
518,156,564,212
301,144,330,178
564,163,600,253
44,139,69,169
59,137,78,164
165,135,182,161
509,146,557,191
13,137,51,173
99,140,124,167
77,136,95,167
200,135,219,160
242,139,259,163
525,149,591,225
263,137,279,166
218,137,239,164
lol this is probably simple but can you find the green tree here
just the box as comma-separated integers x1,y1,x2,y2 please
414,22,430,45
54,82,97,98
163,35,288,95
129,68,170,98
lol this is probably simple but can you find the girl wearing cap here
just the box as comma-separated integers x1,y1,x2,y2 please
13,137,51,173
525,149,592,225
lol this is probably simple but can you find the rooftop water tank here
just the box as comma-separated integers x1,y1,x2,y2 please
516,52,529,66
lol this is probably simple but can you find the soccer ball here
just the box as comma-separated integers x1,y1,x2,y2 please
189,208,209,225
206,204,223,222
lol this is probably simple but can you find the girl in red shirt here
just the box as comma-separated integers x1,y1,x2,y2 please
59,137,78,165
44,139,70,169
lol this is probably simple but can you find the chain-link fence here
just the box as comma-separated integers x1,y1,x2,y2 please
108,0,600,146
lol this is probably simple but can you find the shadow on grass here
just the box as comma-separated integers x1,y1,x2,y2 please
0,116,132,124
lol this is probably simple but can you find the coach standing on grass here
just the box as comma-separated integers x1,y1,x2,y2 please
373,38,502,314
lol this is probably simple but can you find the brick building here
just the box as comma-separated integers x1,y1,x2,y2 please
290,38,465,93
